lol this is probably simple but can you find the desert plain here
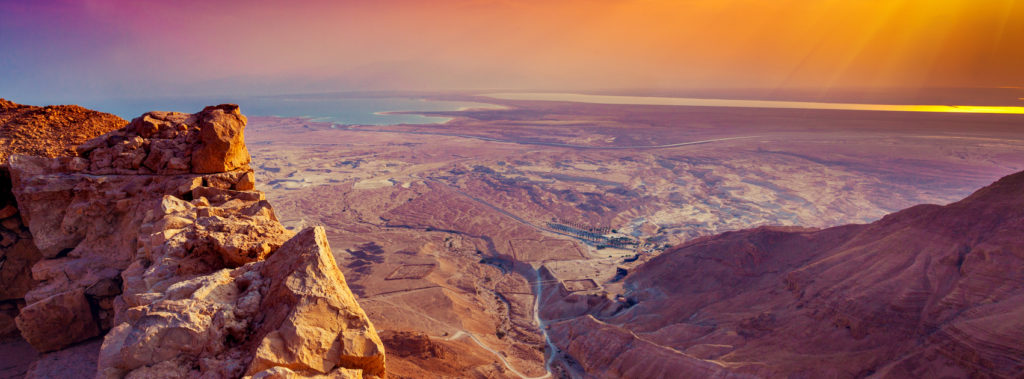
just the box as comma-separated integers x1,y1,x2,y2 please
243,94,1024,378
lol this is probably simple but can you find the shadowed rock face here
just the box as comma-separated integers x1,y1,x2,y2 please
2,104,385,378
550,171,1024,378
0,99,125,339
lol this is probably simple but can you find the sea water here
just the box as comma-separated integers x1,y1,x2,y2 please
84,94,501,125
484,92,1024,115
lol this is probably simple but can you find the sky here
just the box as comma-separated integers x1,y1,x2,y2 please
1,0,1023,104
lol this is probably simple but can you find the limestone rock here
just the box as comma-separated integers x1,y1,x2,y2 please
99,227,385,379
191,104,250,174
119,191,291,309
6,105,260,349
235,171,256,191
247,227,386,378
7,155,82,258
246,366,365,379
15,289,100,352
73,104,251,177
3,104,385,379
0,163,43,335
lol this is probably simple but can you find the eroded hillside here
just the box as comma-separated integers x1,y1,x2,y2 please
548,171,1024,377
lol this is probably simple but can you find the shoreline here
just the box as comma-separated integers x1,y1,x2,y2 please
483,92,1024,115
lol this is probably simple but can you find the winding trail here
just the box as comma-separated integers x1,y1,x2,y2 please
435,267,557,379
369,295,549,379
373,217,555,378
416,179,571,376
440,330,552,379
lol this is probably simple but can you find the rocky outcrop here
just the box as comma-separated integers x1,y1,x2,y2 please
551,171,1024,378
0,99,125,339
4,104,385,378
99,227,385,379
190,105,251,174
0,98,127,163
8,105,266,351
16,288,100,352
74,104,250,175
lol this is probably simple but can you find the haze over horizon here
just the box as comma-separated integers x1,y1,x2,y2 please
2,0,1023,105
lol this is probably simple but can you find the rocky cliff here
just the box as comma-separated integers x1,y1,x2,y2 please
1,103,385,378
549,171,1024,378
0,99,126,339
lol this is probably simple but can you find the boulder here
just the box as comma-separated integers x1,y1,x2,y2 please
72,104,251,177
191,104,250,174
99,227,385,379
246,227,386,378
15,289,100,352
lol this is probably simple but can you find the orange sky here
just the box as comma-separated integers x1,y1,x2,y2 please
2,0,1023,99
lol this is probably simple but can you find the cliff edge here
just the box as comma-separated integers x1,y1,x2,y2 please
0,102,386,378
0,99,126,341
